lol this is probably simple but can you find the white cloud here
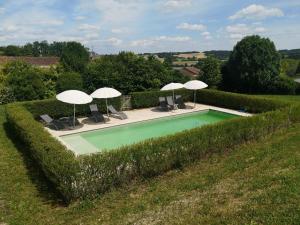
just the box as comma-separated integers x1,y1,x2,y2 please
254,27,266,33
229,4,284,20
111,28,129,34
201,31,212,40
74,16,86,20
131,35,191,47
225,23,267,40
176,22,206,31
163,0,192,12
78,23,100,31
226,24,249,33
106,37,123,46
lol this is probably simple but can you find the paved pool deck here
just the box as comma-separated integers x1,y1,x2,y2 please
46,102,251,138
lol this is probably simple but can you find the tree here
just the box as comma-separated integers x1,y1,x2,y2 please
222,35,281,93
5,61,46,101
56,72,83,93
4,45,21,56
60,42,90,73
197,57,222,88
83,52,188,94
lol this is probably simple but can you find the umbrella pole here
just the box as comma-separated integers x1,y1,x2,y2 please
73,104,75,127
106,98,109,117
194,91,196,108
172,90,175,109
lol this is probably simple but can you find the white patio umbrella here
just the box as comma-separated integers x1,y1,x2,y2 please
90,87,122,116
161,82,185,108
184,80,208,107
56,90,93,127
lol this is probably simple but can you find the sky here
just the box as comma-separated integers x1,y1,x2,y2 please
0,0,299,54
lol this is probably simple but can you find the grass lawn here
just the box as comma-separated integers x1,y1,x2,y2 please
0,96,300,224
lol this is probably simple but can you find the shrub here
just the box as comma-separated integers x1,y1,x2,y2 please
131,89,192,109
5,61,47,101
268,76,297,95
0,86,15,104
56,72,83,93
22,97,121,119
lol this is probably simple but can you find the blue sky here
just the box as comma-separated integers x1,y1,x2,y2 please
0,0,299,53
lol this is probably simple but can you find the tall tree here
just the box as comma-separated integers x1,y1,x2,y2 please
197,57,222,88
222,35,281,93
60,42,90,73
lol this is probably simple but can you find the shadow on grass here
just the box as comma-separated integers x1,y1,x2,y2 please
4,121,67,207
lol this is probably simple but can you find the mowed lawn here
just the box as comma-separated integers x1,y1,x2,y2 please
0,95,300,225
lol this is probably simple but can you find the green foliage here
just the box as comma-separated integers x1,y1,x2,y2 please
223,35,281,93
197,57,222,88
5,104,80,202
3,45,21,56
56,72,83,93
84,52,188,94
131,89,288,113
5,90,300,201
0,86,15,104
40,67,59,98
22,97,121,119
131,89,192,109
60,42,90,73
5,61,47,101
280,58,299,77
268,76,297,95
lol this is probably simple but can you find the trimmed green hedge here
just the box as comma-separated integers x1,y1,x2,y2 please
5,104,80,202
5,90,300,201
131,89,192,109
22,97,121,119
131,89,289,113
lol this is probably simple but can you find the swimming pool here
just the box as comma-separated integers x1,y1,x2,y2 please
61,110,239,155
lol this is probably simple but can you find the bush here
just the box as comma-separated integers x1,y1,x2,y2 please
131,89,288,113
5,61,47,101
131,89,192,109
5,90,300,201
268,76,297,95
22,97,122,119
56,72,83,93
0,86,15,104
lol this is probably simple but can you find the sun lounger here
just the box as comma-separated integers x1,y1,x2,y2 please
166,96,176,109
108,105,127,120
159,97,170,111
40,114,65,130
175,95,186,109
59,116,80,127
89,104,105,123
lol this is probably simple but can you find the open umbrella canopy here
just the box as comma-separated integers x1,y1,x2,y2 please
161,82,184,91
90,87,121,99
56,90,93,104
184,80,208,108
91,87,122,117
56,90,92,127
184,80,208,90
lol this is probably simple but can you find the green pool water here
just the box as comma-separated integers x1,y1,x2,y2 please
61,110,239,155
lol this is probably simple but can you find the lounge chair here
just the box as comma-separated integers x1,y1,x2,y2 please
40,114,65,130
89,104,105,123
108,105,127,120
58,116,80,127
158,97,169,111
166,96,176,110
175,95,186,109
